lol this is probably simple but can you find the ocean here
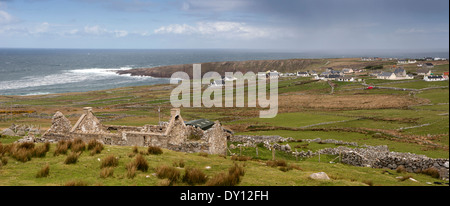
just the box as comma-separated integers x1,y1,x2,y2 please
0,48,448,96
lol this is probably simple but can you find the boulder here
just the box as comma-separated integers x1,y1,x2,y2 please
1,128,16,136
444,161,449,169
309,172,330,180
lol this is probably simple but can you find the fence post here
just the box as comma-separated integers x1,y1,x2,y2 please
318,151,321,163
272,146,275,160
255,147,258,157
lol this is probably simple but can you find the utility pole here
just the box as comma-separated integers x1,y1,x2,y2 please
158,105,161,126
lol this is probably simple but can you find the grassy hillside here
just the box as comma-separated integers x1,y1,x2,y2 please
0,59,448,186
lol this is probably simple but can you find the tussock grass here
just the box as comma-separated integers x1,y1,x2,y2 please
132,154,149,172
87,139,103,150
100,167,114,178
206,163,245,186
172,159,185,168
64,152,81,164
126,162,137,179
156,165,180,185
100,155,119,168
147,146,163,155
71,138,86,153
266,160,287,167
54,140,69,156
182,167,207,185
231,155,252,161
198,152,208,157
64,180,88,186
421,167,441,179
36,163,49,178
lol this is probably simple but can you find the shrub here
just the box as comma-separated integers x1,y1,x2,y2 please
100,167,114,178
36,163,50,178
421,167,440,179
17,142,35,150
156,165,180,184
396,165,407,173
54,140,69,156
33,144,49,158
90,144,103,156
1,156,8,166
12,148,33,162
198,152,208,157
231,155,252,161
132,146,139,154
87,139,103,150
126,162,137,179
266,160,287,167
64,152,80,164
64,180,88,186
133,154,149,172
172,159,185,168
206,163,245,186
71,139,86,153
182,167,207,185
100,155,119,168
148,146,163,155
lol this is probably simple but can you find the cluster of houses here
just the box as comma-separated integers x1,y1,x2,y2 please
362,56,447,62
370,66,448,82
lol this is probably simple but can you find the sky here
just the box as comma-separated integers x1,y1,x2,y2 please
0,0,448,51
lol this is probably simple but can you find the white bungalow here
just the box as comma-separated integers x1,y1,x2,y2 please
424,76,446,82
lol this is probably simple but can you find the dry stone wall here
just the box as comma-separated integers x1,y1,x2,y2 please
230,135,449,180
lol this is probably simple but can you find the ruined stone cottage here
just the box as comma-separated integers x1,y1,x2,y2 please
41,107,229,155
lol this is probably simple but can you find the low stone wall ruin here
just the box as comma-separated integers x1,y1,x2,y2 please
40,107,229,155
230,135,449,180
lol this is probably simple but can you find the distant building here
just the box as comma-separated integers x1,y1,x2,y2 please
377,72,397,80
423,63,434,69
397,59,408,64
416,68,432,76
266,71,279,79
336,76,355,82
408,59,417,64
342,68,354,74
297,71,310,77
424,75,446,82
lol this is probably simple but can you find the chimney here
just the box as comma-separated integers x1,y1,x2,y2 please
170,108,180,117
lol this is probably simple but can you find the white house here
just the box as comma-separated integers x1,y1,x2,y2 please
377,72,397,80
417,68,432,76
336,76,355,82
424,76,446,82
397,59,408,64
297,71,309,77
408,59,417,64
342,68,354,74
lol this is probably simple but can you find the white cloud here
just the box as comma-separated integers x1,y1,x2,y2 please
0,10,13,24
181,0,250,12
154,21,273,39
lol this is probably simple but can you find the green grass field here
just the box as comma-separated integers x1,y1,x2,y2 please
0,60,448,186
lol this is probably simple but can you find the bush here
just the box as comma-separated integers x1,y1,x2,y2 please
12,148,33,163
172,159,185,168
1,156,8,166
64,180,88,186
132,146,139,154
36,163,50,178
421,167,440,179
87,139,103,150
126,162,137,179
71,139,86,153
54,140,69,156
156,165,180,184
100,167,114,178
396,165,407,173
148,146,163,155
206,163,245,186
100,155,119,168
231,155,252,161
133,154,149,172
182,167,207,185
90,144,104,156
64,152,80,164
266,160,287,167
33,143,50,158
